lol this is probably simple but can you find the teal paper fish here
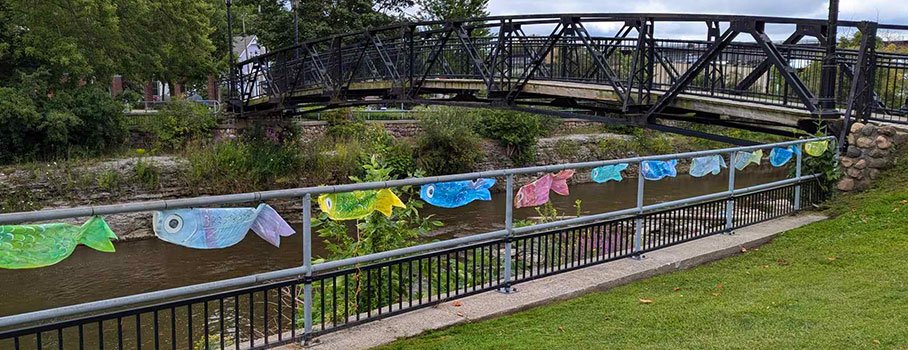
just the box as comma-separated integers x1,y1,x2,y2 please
591,163,629,183
689,155,727,177
0,216,118,269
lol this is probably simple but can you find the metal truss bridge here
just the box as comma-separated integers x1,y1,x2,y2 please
230,13,908,143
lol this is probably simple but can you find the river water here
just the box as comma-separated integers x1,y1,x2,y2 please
0,166,789,317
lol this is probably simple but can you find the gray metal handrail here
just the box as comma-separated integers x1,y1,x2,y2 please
0,136,835,330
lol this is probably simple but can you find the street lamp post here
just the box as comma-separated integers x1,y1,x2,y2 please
819,0,840,112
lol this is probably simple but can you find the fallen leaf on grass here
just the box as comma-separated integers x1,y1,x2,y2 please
777,259,789,266
716,283,723,290
672,287,682,292
873,339,881,345
638,298,654,304
712,293,721,297
740,246,748,253
900,200,907,205
827,256,838,261
451,301,463,307
558,326,565,332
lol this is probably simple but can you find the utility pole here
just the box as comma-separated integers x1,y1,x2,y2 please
292,0,300,47
819,0,839,112
226,0,236,104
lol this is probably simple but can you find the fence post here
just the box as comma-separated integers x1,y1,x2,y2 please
499,174,515,293
302,194,313,343
794,146,802,211
725,151,736,233
633,161,645,259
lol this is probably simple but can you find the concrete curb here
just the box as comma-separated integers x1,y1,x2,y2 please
283,213,827,350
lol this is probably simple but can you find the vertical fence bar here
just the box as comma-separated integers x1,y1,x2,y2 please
725,151,736,232
500,174,515,293
302,194,313,343
633,160,645,258
794,146,802,211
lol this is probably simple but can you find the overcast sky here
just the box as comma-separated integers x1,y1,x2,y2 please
483,0,907,40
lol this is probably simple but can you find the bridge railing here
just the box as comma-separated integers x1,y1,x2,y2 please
0,136,834,349
231,14,908,131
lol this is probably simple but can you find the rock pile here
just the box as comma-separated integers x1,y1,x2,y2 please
838,122,908,192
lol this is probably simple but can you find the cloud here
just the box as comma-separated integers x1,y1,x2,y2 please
486,0,908,39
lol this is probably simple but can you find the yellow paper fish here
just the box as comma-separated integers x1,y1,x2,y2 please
805,140,829,157
318,189,406,221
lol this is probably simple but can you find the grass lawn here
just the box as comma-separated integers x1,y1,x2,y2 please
380,160,908,350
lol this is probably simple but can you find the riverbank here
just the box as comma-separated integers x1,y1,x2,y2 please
377,150,908,349
0,121,744,241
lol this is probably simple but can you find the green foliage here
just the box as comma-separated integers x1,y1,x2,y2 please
0,86,128,164
133,158,161,190
380,141,418,179
415,110,483,175
0,88,42,163
310,157,443,322
96,170,122,192
475,109,557,165
185,138,310,193
146,99,217,149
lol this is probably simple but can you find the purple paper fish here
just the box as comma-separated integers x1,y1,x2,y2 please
514,170,575,209
153,204,295,249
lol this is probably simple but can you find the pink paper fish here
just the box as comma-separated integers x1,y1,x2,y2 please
514,170,576,208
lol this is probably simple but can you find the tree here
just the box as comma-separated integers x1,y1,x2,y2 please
414,0,489,22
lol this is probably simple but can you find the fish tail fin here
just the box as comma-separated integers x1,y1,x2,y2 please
550,170,574,196
375,189,406,217
251,204,296,248
473,178,496,190
78,216,118,253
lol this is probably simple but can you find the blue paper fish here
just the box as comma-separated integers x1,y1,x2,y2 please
641,160,678,181
153,204,295,249
591,163,629,183
733,150,763,171
689,155,727,177
769,146,801,167
420,178,496,208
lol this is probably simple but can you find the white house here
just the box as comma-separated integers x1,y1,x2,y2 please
233,35,268,97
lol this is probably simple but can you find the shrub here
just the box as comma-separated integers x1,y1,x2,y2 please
475,109,557,164
149,99,217,149
133,158,161,190
46,85,129,154
0,88,42,163
415,109,483,176
0,85,127,163
380,140,417,179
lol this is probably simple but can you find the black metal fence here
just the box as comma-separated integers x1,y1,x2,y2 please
0,179,826,350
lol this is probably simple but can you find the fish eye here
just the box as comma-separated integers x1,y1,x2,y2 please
425,185,435,198
325,198,333,209
164,214,183,234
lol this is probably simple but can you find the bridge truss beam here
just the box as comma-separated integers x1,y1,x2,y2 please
232,13,908,143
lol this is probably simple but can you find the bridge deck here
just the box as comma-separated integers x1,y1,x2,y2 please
266,78,822,127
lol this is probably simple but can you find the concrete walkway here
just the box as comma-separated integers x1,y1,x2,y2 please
283,213,827,350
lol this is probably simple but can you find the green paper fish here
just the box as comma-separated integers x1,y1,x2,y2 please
0,216,118,269
318,189,406,221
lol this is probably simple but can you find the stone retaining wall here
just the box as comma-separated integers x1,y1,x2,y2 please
837,122,908,192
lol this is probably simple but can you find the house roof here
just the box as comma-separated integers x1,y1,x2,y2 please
232,35,258,57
